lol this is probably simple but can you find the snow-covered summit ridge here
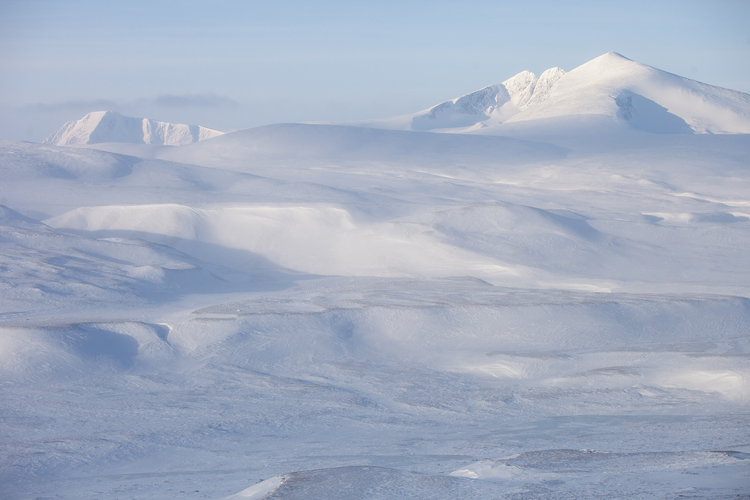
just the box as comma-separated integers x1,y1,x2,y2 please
377,52,750,134
43,111,224,146
409,66,566,131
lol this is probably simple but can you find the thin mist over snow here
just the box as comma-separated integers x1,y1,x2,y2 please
1,53,749,499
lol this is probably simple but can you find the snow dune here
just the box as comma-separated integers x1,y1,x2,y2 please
45,203,520,280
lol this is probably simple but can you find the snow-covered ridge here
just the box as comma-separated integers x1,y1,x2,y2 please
43,111,224,146
367,52,750,135
411,67,566,131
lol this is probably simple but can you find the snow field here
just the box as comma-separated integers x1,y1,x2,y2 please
2,284,749,498
2,52,750,498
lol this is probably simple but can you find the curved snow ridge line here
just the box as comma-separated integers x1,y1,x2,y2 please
44,204,521,279
225,475,284,499
0,321,172,376
660,369,749,401
643,211,750,224
223,466,500,499
449,449,747,483
43,111,224,146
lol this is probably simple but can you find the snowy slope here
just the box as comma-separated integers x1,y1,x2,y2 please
2,130,750,499
43,110,224,146
361,52,750,134
153,122,566,171
25,133,749,296
2,57,750,499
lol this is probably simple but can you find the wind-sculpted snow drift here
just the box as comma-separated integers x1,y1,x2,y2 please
2,53,750,499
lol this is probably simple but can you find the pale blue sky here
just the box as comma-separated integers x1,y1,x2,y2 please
1,0,749,141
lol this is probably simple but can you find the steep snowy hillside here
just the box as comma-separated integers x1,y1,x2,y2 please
43,111,224,146
362,52,750,134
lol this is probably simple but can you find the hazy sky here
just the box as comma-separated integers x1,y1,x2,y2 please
1,0,749,141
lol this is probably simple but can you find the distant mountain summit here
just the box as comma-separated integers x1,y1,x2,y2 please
409,66,567,131
364,52,750,135
44,111,224,146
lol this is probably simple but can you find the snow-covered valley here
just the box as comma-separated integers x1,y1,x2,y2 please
1,53,749,499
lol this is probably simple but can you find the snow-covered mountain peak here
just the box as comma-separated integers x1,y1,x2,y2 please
594,51,633,62
43,111,224,146
409,67,567,131
515,52,750,134
561,51,652,85
366,52,750,135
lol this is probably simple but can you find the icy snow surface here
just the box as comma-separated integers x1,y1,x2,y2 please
2,53,750,499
